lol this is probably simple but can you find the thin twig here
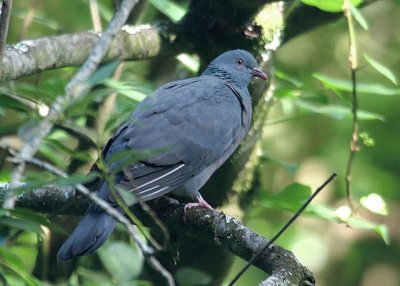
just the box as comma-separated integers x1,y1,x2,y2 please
0,0,13,61
89,0,103,32
19,0,40,40
3,0,139,209
147,256,176,286
228,173,337,286
343,0,359,212
139,201,171,251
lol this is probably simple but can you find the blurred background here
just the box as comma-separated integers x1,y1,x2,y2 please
1,0,399,285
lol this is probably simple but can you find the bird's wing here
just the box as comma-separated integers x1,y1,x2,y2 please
102,77,244,202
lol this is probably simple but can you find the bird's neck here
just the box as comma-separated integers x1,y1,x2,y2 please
202,66,245,88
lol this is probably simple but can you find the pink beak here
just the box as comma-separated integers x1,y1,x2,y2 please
251,67,268,80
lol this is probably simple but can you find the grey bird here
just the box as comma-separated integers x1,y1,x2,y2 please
57,49,267,261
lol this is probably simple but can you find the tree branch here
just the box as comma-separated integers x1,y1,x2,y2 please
0,24,166,82
0,184,314,286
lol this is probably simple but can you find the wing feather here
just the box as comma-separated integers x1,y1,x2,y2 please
101,76,243,202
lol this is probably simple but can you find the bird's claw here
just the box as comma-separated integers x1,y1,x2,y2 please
184,195,213,213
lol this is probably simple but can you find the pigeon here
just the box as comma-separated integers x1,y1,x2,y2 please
57,49,267,261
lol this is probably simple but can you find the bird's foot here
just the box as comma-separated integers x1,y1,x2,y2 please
184,195,213,213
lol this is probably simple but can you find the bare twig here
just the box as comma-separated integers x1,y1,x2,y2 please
343,0,359,212
3,0,139,209
147,256,176,286
89,0,103,32
138,201,171,251
19,0,40,40
0,0,13,61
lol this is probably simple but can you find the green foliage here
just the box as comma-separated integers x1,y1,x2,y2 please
364,54,398,85
148,0,187,22
0,248,41,286
98,241,144,283
0,208,66,235
301,0,363,12
348,1,369,30
175,267,212,286
1,1,399,286
258,183,389,244
294,99,384,121
313,73,400,96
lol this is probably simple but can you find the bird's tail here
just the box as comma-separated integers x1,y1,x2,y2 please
57,206,117,262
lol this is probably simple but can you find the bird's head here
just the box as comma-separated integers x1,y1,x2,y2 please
202,49,267,87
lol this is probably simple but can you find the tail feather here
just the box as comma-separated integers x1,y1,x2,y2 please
57,208,117,262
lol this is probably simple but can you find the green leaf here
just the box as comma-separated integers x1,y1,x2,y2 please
359,132,375,147
294,100,385,121
364,54,398,85
98,241,143,282
176,267,212,286
0,247,41,286
259,183,312,212
44,138,93,161
258,183,390,244
0,217,43,234
313,73,400,96
301,0,362,12
37,142,65,169
115,186,136,206
374,225,390,245
103,79,148,102
307,204,390,244
86,60,120,86
360,193,388,215
56,120,97,146
176,53,200,73
148,0,186,22
51,173,98,187
275,70,303,88
0,248,26,270
5,208,67,235
0,94,32,113
348,2,368,30
259,154,299,174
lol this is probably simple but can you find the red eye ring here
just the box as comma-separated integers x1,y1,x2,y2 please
236,58,244,65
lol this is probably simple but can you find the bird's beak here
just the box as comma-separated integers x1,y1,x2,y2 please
251,67,268,80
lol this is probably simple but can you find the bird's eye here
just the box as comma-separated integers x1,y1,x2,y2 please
236,58,244,65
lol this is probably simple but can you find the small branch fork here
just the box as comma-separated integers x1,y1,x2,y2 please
343,0,360,212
